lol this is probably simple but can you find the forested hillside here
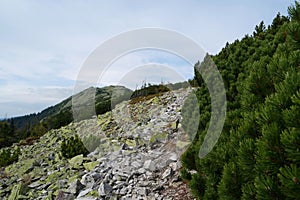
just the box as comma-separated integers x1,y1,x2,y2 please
181,2,300,199
0,86,132,148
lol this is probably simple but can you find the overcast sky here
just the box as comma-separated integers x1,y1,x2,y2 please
0,0,294,117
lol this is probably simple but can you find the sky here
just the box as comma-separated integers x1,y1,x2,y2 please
0,0,295,117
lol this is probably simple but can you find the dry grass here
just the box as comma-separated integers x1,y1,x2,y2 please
18,136,40,146
129,93,162,104
22,174,32,185
0,167,9,178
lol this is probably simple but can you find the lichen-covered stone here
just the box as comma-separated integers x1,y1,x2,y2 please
68,154,84,169
83,161,98,172
149,132,168,143
125,139,136,147
8,183,28,200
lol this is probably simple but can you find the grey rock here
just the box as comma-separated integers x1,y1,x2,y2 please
98,182,112,196
169,162,179,171
131,161,142,169
144,160,155,172
41,162,48,167
28,181,42,189
37,182,51,190
48,153,55,161
58,179,68,189
76,197,97,200
91,172,102,182
1,88,194,200
55,191,75,200
77,188,92,198
161,167,173,180
119,187,128,195
67,180,85,195
168,153,178,162
137,187,149,196
80,174,95,189
137,167,146,174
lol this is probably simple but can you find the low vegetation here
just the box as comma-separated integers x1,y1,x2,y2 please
0,147,20,167
61,135,89,159
181,3,300,199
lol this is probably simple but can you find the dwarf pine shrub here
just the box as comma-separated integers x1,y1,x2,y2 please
61,135,89,159
0,147,20,167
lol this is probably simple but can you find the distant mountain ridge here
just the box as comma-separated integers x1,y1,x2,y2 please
13,85,132,130
0,85,132,146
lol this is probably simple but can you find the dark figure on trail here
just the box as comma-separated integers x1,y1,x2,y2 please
175,119,180,130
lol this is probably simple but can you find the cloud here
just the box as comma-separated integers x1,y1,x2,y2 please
0,83,73,117
117,64,187,90
0,0,294,116
99,50,193,89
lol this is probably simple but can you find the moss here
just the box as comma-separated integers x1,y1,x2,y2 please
46,171,63,183
87,190,99,197
150,132,168,143
125,139,136,147
68,175,80,185
111,143,121,151
83,161,98,171
17,159,35,176
68,154,84,169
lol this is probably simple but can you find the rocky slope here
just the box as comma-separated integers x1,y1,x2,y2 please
0,87,196,200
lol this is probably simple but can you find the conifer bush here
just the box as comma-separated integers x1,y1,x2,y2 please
180,2,300,199
180,168,192,181
61,135,89,159
0,147,20,167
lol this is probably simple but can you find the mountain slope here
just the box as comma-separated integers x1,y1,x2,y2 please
0,87,195,199
1,86,132,147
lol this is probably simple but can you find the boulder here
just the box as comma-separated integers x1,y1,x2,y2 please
67,180,85,195
131,161,142,169
143,160,155,172
83,161,98,171
168,153,178,162
77,188,92,198
98,182,112,196
137,187,149,196
90,172,102,182
80,174,95,189
69,155,84,169
169,162,179,171
161,167,173,180
28,181,42,189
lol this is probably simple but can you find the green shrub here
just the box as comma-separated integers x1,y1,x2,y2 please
189,173,206,199
180,168,192,181
95,100,111,115
61,135,89,159
0,147,20,167
130,84,170,100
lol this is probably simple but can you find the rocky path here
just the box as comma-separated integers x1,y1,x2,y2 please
1,87,196,200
